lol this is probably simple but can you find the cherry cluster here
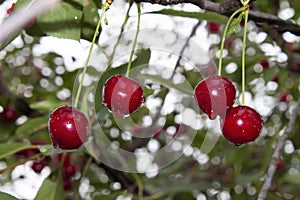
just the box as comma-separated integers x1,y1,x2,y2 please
15,141,49,174
194,75,263,146
17,149,77,191
47,74,145,150
58,153,77,191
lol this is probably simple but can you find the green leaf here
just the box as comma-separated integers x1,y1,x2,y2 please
0,192,18,200
36,0,83,40
34,176,64,200
148,9,228,24
30,98,61,111
16,116,49,137
138,74,194,96
282,174,300,186
228,13,243,34
143,87,155,97
0,143,36,160
81,0,101,40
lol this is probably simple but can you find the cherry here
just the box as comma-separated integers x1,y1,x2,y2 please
63,179,72,191
31,161,45,173
1,106,18,122
279,92,293,103
63,164,77,178
193,76,236,119
260,59,270,69
102,74,145,116
221,105,263,146
208,22,220,33
48,106,90,150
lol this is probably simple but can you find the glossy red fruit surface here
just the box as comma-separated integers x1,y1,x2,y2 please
31,161,45,173
48,106,90,150
194,76,236,119
1,106,18,122
102,74,145,116
221,105,263,146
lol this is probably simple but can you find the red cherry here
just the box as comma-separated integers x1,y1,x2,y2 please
279,92,293,103
193,76,236,119
58,153,71,166
208,22,219,33
63,179,72,191
7,3,15,15
31,161,45,173
102,74,145,116
221,106,263,146
260,59,270,69
63,164,77,178
1,106,18,122
48,106,90,150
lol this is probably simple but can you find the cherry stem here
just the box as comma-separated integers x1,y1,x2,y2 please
240,0,250,6
125,2,141,77
133,173,144,200
218,6,245,76
74,2,110,108
241,7,249,105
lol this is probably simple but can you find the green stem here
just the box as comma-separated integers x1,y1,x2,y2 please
74,3,110,108
125,2,141,77
240,0,250,6
133,173,144,200
218,6,245,76
241,8,249,105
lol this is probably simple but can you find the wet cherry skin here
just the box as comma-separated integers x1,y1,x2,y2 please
48,106,90,150
221,105,263,146
102,74,145,116
193,76,236,119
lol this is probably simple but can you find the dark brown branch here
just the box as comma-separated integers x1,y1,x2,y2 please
257,99,300,200
137,0,300,36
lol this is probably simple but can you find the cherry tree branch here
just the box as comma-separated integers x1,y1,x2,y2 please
0,0,61,50
257,99,300,200
136,0,300,36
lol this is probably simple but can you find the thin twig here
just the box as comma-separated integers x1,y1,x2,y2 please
136,0,300,36
257,99,300,200
0,0,61,50
173,20,201,75
0,153,43,174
